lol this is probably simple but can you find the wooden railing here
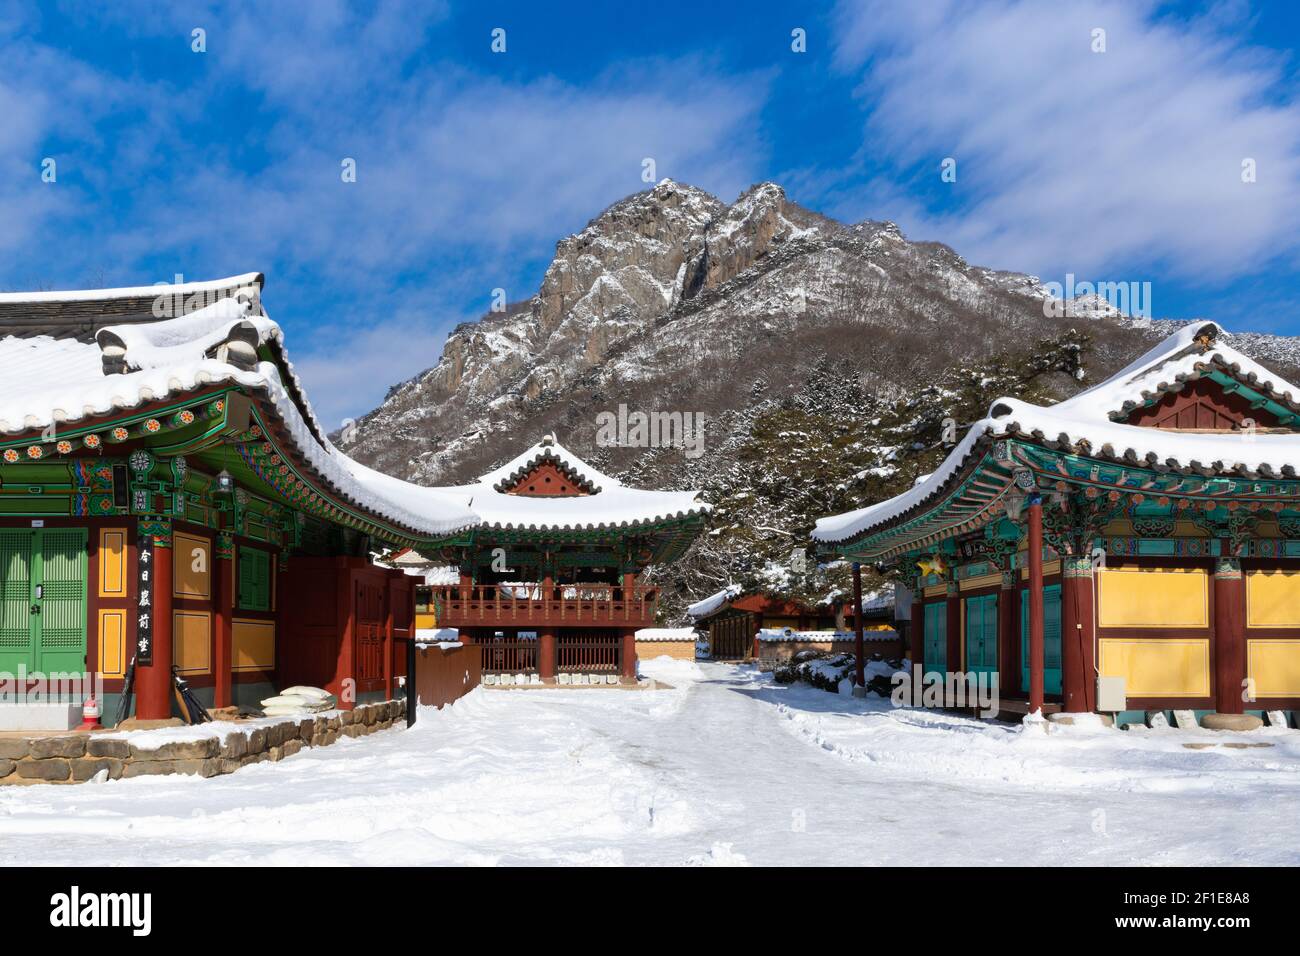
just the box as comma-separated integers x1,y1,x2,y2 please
432,584,658,627
557,634,622,674
476,639,539,674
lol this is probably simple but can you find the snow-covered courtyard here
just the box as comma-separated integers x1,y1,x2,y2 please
2,659,1297,867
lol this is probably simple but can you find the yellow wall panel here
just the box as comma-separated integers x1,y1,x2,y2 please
97,609,127,679
1246,570,1300,629
414,612,437,630
1247,639,1300,697
98,528,127,598
960,572,1002,592
172,610,211,675
1097,567,1208,629
173,531,212,600
1099,638,1210,697
232,619,275,672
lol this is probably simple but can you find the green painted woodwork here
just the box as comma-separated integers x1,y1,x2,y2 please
0,528,87,676
1021,585,1062,696
36,529,88,675
0,530,32,677
923,601,946,677
237,545,272,611
964,593,998,675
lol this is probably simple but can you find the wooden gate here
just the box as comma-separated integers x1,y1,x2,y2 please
710,612,754,659
478,637,538,674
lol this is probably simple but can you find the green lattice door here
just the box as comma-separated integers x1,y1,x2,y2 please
922,601,946,677
964,593,998,676
0,529,87,676
1021,585,1062,695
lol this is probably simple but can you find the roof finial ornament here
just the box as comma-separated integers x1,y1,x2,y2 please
540,432,556,447
1193,322,1219,352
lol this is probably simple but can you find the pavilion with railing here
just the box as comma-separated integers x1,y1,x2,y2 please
413,436,708,682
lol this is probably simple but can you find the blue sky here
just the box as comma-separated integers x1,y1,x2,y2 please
3,0,1300,424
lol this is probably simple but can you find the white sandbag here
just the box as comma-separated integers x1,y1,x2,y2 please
261,695,314,709
279,686,333,702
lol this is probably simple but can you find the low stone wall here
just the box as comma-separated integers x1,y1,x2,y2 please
0,699,406,786
756,634,904,663
635,639,697,661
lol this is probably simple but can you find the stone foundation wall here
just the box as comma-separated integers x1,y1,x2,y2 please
0,699,407,786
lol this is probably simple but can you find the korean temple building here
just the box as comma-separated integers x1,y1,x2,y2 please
0,273,485,728
0,272,705,730
687,584,894,660
398,438,709,682
814,321,1300,725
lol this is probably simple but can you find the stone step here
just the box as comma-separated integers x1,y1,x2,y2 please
0,703,80,732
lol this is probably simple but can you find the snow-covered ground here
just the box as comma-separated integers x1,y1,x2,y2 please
2,661,1296,866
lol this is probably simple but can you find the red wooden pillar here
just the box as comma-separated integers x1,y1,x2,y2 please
1060,556,1096,712
383,573,395,701
539,628,557,683
136,530,174,721
1214,556,1246,714
998,569,1017,699
620,626,637,682
852,562,866,687
945,578,961,677
213,534,233,709
910,589,925,680
336,563,356,709
1027,494,1045,714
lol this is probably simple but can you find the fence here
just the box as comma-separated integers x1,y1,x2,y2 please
557,633,622,674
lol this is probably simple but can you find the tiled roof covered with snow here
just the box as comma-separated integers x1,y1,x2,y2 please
431,436,709,531
0,273,478,537
813,321,1300,545
686,584,743,619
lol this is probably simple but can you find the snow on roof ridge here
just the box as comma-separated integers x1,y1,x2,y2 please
0,272,263,304
1053,320,1300,421
687,584,742,619
477,435,621,490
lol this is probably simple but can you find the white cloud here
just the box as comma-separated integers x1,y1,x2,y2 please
0,6,771,419
828,0,1300,283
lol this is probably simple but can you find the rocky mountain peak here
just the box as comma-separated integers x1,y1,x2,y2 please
339,179,1300,498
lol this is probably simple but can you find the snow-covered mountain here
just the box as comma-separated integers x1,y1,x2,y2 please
338,179,1300,617
340,178,1300,487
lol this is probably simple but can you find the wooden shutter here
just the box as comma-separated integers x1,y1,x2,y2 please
924,602,946,674
1021,585,1063,695
238,546,271,611
0,531,34,675
965,594,998,673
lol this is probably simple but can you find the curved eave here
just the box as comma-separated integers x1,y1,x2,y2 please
824,437,1011,561
241,396,478,543
0,375,474,547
